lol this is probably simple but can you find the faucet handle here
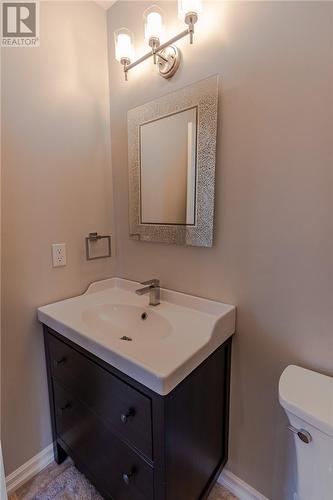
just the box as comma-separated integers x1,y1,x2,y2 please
140,279,160,287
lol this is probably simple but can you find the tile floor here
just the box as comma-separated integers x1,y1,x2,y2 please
9,459,238,500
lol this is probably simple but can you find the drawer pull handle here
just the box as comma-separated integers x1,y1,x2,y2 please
121,408,135,424
122,469,135,485
58,403,71,414
54,357,67,367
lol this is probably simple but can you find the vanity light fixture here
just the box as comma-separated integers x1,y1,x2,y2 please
114,28,135,79
144,6,164,60
114,0,203,81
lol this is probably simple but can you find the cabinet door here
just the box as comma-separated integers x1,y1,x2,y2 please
54,381,153,500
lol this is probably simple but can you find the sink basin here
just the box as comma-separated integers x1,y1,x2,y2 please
82,303,172,342
38,278,236,394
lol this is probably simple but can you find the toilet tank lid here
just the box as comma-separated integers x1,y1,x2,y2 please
279,365,333,438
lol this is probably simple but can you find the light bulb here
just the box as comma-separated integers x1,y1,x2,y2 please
114,29,134,63
178,0,203,21
144,7,163,45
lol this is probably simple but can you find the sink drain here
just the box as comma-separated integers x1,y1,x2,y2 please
120,336,132,341
141,312,148,320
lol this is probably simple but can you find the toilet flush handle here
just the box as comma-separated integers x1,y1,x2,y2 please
288,425,312,444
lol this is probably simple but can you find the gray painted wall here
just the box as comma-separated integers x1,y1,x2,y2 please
1,1,113,474
107,2,333,498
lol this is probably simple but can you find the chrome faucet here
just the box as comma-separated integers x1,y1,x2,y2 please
135,279,160,306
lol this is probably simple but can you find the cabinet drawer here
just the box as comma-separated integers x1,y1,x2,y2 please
48,332,152,459
54,381,153,500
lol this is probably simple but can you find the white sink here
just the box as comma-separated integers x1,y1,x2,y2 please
37,278,236,394
82,303,172,342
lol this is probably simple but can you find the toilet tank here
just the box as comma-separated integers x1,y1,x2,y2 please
279,365,333,500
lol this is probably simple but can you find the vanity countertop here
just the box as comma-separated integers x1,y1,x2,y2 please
38,278,236,394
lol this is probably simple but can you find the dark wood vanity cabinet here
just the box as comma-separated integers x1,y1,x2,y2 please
44,326,232,500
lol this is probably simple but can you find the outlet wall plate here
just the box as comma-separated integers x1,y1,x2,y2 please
52,243,67,267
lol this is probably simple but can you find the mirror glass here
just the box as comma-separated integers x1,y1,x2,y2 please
140,107,197,225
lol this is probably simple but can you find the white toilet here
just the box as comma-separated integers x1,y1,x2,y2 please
279,365,333,500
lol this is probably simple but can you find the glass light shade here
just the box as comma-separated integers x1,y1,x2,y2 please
144,7,163,42
114,29,134,62
178,0,203,20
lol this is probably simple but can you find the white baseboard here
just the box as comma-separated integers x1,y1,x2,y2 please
219,469,269,500
5,444,54,495
5,445,268,500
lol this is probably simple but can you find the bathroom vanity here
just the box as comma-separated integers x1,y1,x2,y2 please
39,278,235,500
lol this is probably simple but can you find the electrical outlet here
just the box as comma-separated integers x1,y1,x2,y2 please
52,243,67,267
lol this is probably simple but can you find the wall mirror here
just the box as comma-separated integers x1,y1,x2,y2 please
128,75,218,247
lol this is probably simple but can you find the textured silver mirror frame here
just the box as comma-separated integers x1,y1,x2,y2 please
127,75,219,247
